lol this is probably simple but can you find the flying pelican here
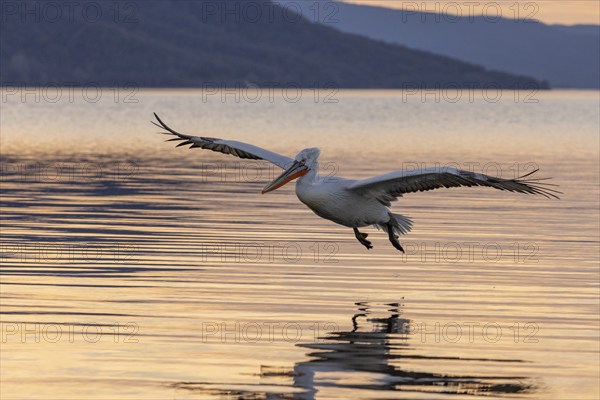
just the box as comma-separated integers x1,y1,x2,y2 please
152,114,560,252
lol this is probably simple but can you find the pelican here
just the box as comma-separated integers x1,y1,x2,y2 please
152,114,560,252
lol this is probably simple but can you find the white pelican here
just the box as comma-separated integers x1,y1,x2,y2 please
152,114,560,252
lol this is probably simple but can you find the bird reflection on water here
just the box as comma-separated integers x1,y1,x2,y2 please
173,302,533,399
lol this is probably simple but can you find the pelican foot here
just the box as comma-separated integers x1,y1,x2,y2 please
353,227,373,250
387,226,405,253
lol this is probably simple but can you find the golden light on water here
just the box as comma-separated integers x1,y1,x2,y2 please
1,90,599,399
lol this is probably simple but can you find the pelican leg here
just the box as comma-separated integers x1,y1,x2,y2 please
353,227,373,250
387,223,405,253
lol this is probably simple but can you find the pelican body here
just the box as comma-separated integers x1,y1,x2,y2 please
153,114,559,252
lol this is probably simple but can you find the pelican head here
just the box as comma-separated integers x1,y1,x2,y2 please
262,148,320,194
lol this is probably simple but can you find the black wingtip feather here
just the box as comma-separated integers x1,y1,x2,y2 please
153,113,183,137
519,168,539,179
176,140,194,147
502,169,561,199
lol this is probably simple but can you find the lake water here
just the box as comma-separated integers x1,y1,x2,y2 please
1,89,599,399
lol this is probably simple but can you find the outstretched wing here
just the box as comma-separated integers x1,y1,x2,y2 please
348,167,560,205
152,113,294,169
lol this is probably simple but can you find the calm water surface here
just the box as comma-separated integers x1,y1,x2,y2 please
1,90,599,399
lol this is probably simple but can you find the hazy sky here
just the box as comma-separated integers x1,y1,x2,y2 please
346,1,600,24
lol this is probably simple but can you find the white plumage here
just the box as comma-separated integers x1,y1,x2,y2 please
153,114,560,252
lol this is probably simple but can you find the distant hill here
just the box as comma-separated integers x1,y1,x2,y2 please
0,0,547,89
291,1,599,88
